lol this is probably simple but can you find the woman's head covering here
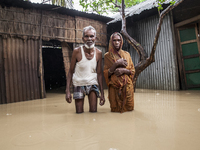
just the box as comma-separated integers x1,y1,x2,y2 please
108,32,123,62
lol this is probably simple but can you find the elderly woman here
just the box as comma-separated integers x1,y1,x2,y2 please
104,32,135,113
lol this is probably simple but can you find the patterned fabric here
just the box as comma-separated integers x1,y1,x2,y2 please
73,85,99,99
103,32,135,113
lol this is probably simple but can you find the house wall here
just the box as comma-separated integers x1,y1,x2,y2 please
0,6,108,104
0,36,6,104
75,16,107,47
0,6,107,46
172,0,200,24
0,36,41,104
128,14,179,90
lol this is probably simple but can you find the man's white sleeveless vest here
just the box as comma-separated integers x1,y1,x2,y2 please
72,46,98,86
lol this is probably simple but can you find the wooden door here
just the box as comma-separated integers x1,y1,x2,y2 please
178,24,200,90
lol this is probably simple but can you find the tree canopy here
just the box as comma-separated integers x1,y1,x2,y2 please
79,0,176,14
79,0,146,14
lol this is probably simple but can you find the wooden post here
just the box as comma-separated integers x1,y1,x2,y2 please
61,42,73,92
38,11,45,98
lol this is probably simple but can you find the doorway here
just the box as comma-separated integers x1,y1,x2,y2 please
42,40,66,92
178,23,200,90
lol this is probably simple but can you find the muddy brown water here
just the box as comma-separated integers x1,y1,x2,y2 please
0,89,200,150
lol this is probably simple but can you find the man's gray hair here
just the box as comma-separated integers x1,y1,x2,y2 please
82,25,96,37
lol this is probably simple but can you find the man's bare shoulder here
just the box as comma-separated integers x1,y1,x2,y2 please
71,47,82,61
73,46,81,53
95,48,103,61
95,47,102,55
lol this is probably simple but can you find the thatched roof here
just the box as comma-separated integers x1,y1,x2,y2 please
0,0,112,23
108,0,181,24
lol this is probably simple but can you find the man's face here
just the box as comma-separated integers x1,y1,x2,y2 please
82,29,96,49
112,34,121,50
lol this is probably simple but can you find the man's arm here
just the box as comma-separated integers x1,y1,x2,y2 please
65,48,78,103
96,49,105,106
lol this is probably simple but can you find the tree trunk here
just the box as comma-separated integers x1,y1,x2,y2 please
120,0,184,90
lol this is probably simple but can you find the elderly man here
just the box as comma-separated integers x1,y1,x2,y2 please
104,32,135,113
65,26,105,113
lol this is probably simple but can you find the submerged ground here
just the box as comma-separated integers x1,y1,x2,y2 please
0,89,200,150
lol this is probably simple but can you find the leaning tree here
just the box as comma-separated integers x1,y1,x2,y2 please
119,0,184,88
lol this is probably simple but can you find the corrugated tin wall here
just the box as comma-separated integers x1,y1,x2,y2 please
0,36,41,104
0,36,6,104
125,14,179,90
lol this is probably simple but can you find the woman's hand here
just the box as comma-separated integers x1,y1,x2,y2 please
116,58,127,68
114,68,131,77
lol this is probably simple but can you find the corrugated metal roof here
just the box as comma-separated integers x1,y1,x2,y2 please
108,0,178,24
0,0,112,23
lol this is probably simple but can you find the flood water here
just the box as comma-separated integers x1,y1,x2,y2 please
0,89,200,150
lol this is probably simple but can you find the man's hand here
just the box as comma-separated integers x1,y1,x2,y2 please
116,58,127,68
65,90,72,103
99,95,105,106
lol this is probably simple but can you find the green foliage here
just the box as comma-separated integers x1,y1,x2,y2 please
118,0,146,7
169,0,176,5
52,0,66,7
157,0,176,11
79,0,146,14
79,0,176,14
79,0,115,14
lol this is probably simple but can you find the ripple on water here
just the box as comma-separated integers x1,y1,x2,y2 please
53,124,94,142
11,131,49,146
82,141,131,150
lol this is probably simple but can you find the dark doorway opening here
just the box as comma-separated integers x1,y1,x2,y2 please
42,40,66,92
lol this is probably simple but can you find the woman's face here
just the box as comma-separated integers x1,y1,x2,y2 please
112,34,121,50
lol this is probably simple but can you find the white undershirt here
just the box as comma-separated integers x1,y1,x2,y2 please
72,46,98,86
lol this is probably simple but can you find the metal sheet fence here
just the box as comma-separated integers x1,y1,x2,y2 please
125,14,179,90
0,37,40,104
0,36,6,104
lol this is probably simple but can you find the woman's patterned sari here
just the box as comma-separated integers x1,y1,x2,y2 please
104,33,135,113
